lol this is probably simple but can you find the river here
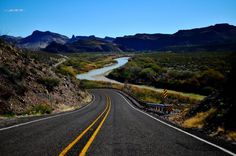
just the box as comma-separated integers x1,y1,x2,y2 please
76,57,129,83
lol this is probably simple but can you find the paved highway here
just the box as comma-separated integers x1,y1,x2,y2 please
0,89,235,156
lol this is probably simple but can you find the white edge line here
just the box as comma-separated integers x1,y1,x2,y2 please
0,95,95,131
116,92,236,156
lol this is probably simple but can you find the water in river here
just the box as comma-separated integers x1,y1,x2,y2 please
76,57,129,81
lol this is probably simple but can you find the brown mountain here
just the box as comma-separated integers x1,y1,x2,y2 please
18,30,69,50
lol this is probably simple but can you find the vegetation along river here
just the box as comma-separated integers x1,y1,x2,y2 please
76,56,205,100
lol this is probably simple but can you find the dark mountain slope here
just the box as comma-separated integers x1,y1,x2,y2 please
1,23,236,52
44,38,122,53
114,24,236,51
0,35,22,44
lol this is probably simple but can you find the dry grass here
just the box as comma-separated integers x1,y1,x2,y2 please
226,131,236,141
128,86,162,103
136,85,206,101
210,127,225,137
58,66,78,77
80,80,202,107
183,108,217,129
168,108,190,124
210,127,236,141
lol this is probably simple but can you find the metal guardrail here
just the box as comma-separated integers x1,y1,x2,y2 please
97,87,173,115
146,103,173,114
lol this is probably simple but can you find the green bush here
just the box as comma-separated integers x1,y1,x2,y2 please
27,104,53,114
57,65,78,77
198,69,224,87
108,52,231,95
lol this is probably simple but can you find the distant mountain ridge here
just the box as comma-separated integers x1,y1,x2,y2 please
67,35,115,43
0,31,117,52
0,30,69,50
1,23,236,52
18,30,69,50
114,23,236,51
44,37,121,53
0,35,22,44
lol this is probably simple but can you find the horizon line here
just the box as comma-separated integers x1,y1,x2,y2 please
1,23,235,38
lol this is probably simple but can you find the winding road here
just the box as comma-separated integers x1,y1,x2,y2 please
0,89,235,156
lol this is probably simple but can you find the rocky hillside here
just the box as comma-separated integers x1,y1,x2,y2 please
0,39,91,115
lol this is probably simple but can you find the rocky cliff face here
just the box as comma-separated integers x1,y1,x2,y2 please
0,40,91,115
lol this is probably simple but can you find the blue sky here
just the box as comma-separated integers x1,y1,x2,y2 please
0,0,236,37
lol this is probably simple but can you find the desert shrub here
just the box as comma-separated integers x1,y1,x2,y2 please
27,104,53,114
24,51,62,65
139,68,156,80
0,84,14,100
0,65,26,82
0,65,12,76
39,77,60,91
0,65,17,83
198,69,224,88
29,68,37,75
0,65,27,95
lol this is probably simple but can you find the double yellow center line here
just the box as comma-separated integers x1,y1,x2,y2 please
59,95,111,156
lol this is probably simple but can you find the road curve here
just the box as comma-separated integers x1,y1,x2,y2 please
0,89,234,156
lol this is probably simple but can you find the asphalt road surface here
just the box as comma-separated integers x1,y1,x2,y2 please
0,89,235,156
